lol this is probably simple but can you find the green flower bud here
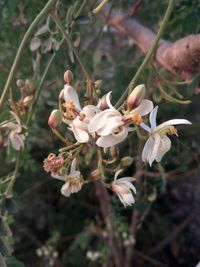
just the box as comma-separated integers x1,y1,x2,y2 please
48,109,62,128
25,79,36,94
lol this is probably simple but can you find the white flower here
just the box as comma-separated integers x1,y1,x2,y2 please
111,170,136,207
88,92,131,147
52,158,83,197
63,85,99,143
141,106,191,166
1,111,25,150
70,105,99,143
89,92,153,148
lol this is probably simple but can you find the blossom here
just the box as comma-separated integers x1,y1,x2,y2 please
111,170,136,207
88,91,153,147
1,111,25,150
52,158,84,197
43,153,64,176
141,106,191,166
63,85,99,143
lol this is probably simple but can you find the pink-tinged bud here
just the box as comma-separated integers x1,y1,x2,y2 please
64,70,74,85
25,79,36,94
48,109,62,128
23,95,33,106
127,84,146,110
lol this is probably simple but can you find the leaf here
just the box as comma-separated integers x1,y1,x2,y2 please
75,15,90,25
30,37,41,52
72,32,81,47
5,256,25,267
35,24,49,36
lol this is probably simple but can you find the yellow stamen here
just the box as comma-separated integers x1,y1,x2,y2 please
167,126,177,135
131,114,143,126
64,101,75,112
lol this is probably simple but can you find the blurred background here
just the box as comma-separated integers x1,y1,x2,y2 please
0,0,200,266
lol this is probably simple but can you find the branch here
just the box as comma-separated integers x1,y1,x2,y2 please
95,181,124,267
0,0,57,111
106,9,200,81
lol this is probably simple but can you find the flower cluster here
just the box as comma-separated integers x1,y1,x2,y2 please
44,70,191,207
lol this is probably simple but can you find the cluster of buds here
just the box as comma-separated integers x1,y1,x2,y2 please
15,79,35,112
44,69,191,207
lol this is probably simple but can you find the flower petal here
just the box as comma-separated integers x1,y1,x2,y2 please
155,119,191,132
61,182,71,197
150,106,158,129
142,136,154,163
130,99,153,117
155,135,171,162
70,158,77,173
63,85,81,110
149,133,160,166
71,123,89,143
96,127,129,148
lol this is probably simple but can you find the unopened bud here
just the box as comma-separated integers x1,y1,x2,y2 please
16,79,25,88
64,70,74,85
94,80,103,89
127,84,146,110
48,109,62,128
25,79,36,94
120,156,133,167
23,95,33,106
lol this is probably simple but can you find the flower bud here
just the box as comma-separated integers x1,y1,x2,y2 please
64,70,74,85
94,79,102,89
127,84,146,110
48,109,62,128
23,95,33,106
25,79,36,94
16,79,25,88
120,156,133,167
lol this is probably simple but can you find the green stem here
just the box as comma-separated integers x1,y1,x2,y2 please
0,0,56,111
115,0,175,109
51,15,90,81
26,52,57,124
5,152,21,198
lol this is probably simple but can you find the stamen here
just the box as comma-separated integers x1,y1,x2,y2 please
131,114,143,126
64,101,75,112
167,126,177,136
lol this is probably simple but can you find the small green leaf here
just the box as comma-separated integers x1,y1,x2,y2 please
5,256,25,267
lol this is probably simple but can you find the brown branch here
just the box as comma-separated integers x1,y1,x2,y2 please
104,12,200,81
148,211,196,255
95,181,124,267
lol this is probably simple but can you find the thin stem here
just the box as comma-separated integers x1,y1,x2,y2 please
5,152,21,198
0,0,56,111
26,52,57,124
51,15,90,81
115,0,175,109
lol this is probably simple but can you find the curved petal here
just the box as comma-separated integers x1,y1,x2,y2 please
130,99,153,117
97,116,124,136
140,122,151,132
71,123,89,143
155,135,171,162
63,85,81,110
106,91,115,109
114,169,123,180
155,119,191,132
70,158,77,173
150,106,158,129
149,133,160,166
142,136,154,163
96,127,129,148
61,182,71,197
88,109,121,134
10,111,21,126
9,131,24,150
